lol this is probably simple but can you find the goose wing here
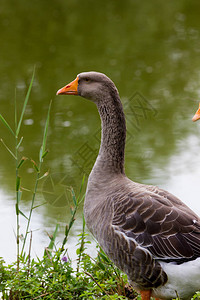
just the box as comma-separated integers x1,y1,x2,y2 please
112,185,200,263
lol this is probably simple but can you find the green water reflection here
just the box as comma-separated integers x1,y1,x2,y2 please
1,0,200,261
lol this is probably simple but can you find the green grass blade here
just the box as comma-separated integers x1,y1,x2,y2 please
98,251,110,264
16,190,22,214
39,100,52,162
0,139,17,159
19,209,28,220
15,203,19,215
44,223,59,256
71,188,77,206
76,175,85,204
16,176,21,192
79,175,85,195
16,136,23,149
41,149,49,159
82,213,85,228
31,159,39,172
32,202,47,209
77,192,86,206
14,88,17,131
16,68,35,137
0,114,15,137
17,157,27,169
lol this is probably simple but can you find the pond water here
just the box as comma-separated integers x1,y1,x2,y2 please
1,0,200,264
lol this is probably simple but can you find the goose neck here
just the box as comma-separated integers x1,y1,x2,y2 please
96,94,126,174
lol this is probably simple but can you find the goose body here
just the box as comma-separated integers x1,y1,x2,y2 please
57,72,200,299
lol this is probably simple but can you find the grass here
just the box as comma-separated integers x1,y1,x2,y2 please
0,68,51,269
0,201,135,299
0,245,133,299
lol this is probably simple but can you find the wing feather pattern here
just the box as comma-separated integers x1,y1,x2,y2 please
112,186,200,264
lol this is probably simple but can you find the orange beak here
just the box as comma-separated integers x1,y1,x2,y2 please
192,103,200,122
56,76,79,95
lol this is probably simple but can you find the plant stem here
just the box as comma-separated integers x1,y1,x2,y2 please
21,101,51,255
84,271,112,298
76,214,86,273
21,161,42,256
15,135,20,271
14,88,20,271
14,72,35,270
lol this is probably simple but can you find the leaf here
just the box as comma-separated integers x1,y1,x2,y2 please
19,209,28,220
65,225,69,236
71,188,77,206
45,223,60,255
98,261,106,271
82,214,85,228
16,190,22,218
31,159,39,172
76,175,85,205
16,176,21,192
32,202,47,209
42,149,49,159
16,136,24,149
98,251,110,264
38,171,49,180
16,68,35,137
0,114,15,136
62,236,67,246
0,139,17,159
21,187,31,192
15,203,19,215
77,192,86,206
17,157,27,169
39,100,52,162
14,87,17,131
70,206,74,215
79,175,85,195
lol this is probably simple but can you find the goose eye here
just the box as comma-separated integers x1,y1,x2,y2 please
85,78,90,82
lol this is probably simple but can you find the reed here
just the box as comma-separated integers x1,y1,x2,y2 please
0,69,51,269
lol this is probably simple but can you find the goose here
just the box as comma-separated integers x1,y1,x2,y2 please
57,72,200,300
192,103,200,122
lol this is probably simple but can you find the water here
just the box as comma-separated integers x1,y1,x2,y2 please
1,0,200,264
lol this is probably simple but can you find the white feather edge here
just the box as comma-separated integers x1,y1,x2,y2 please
152,257,200,300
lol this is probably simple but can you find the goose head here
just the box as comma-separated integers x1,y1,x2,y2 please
192,103,200,122
56,71,118,103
